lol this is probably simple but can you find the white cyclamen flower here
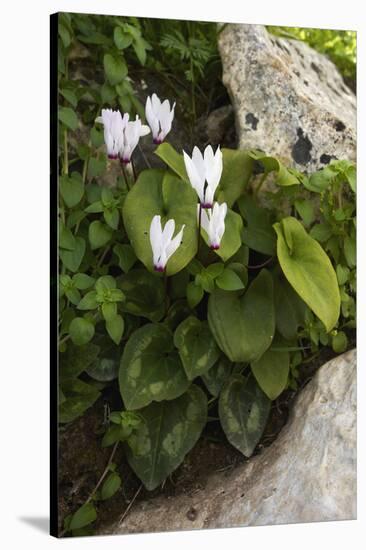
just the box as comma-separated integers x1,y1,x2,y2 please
200,202,227,250
145,93,176,144
119,115,150,164
95,109,128,159
149,215,185,272
183,145,223,208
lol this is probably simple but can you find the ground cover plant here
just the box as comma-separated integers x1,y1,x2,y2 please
57,13,356,536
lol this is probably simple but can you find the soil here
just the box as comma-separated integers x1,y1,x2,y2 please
58,338,355,536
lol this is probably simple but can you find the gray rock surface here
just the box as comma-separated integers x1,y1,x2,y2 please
218,25,356,172
102,349,356,534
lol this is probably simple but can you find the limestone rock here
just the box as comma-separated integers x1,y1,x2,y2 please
101,349,356,534
218,25,356,172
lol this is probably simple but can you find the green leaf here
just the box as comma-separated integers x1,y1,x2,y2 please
274,217,340,332
238,195,276,255
133,37,147,65
309,223,333,243
304,166,335,193
251,347,290,400
104,208,119,230
216,268,245,291
73,273,95,290
273,269,308,340
154,143,189,182
126,385,207,490
201,356,232,397
113,243,137,273
118,270,165,322
208,269,275,362
88,157,106,178
122,170,197,276
332,331,348,353
89,220,113,250
59,378,100,423
65,286,81,305
96,275,116,291
90,126,105,148
216,149,253,207
60,87,78,108
119,323,189,410
101,472,122,500
59,221,76,250
114,27,133,49
336,264,350,286
186,281,204,309
86,335,120,382
205,263,224,279
104,53,128,85
60,342,100,380
294,199,315,226
77,290,98,310
174,317,219,380
59,237,85,272
249,150,299,186
102,302,117,321
219,374,271,457
344,235,356,268
106,314,124,345
69,503,97,530
69,317,95,346
85,200,104,213
201,208,243,262
60,172,84,208
58,106,78,131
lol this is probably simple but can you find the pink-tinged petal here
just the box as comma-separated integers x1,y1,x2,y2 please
166,224,185,262
145,96,159,139
205,145,223,194
199,207,210,235
192,146,206,182
203,185,215,209
150,215,163,266
183,150,205,203
161,218,175,247
151,93,161,114
140,124,151,137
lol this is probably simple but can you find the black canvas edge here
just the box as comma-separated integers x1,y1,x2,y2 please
50,12,59,538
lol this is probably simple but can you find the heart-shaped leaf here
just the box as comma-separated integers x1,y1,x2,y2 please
251,347,290,400
274,217,340,332
119,323,190,410
125,385,207,490
174,316,219,380
89,220,113,250
122,170,197,276
60,172,84,208
59,236,86,272
273,268,308,340
154,143,189,182
219,374,271,457
216,149,253,207
238,195,276,255
208,269,275,362
201,356,232,397
118,269,165,322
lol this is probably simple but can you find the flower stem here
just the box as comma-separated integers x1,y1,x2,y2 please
164,272,169,315
63,128,68,175
121,163,130,190
197,204,202,255
131,159,137,182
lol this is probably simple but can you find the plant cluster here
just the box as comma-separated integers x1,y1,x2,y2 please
57,13,356,535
